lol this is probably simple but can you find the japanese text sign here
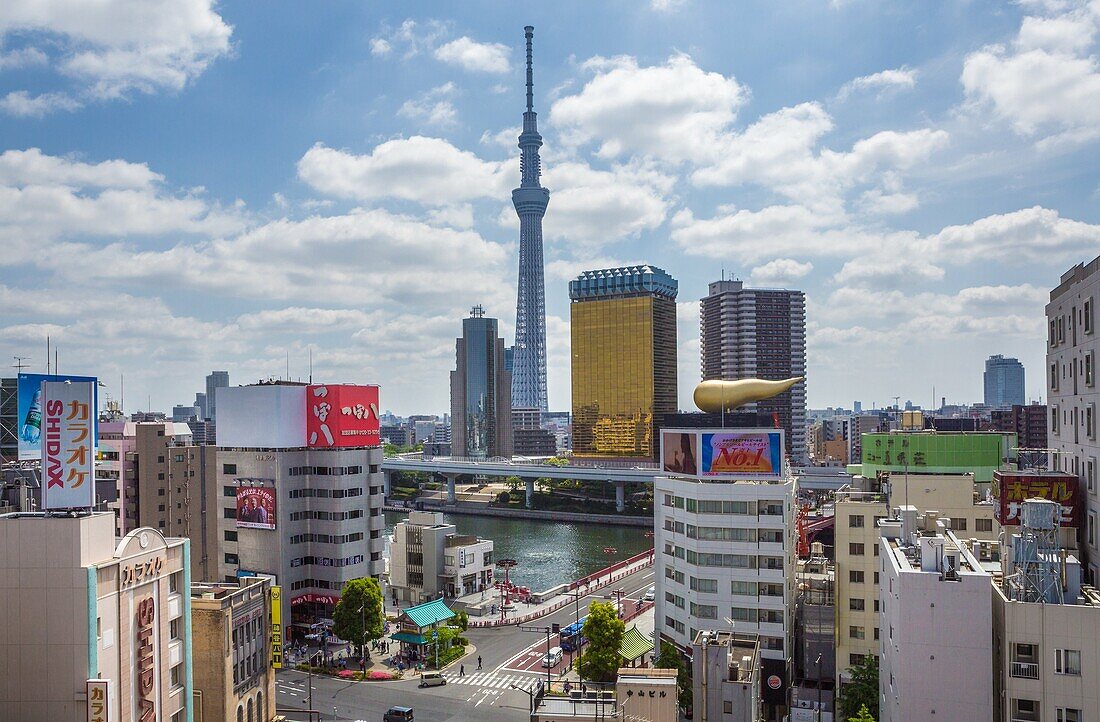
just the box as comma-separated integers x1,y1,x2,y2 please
42,380,96,509
86,679,109,722
306,384,380,448
996,470,1080,527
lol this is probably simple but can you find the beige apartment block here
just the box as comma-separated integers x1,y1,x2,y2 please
191,578,276,722
833,472,1003,689
0,512,191,722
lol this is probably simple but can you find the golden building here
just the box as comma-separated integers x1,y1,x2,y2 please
570,265,677,461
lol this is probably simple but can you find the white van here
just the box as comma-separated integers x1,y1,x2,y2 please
542,646,563,668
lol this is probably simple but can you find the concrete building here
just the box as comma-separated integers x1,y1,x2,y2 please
990,404,1049,452
530,667,678,722
571,265,678,462
388,511,493,605
451,306,513,459
878,509,993,722
99,420,139,537
1047,253,1100,580
190,577,276,722
512,406,557,456
692,632,762,722
833,473,1001,690
0,513,192,722
205,371,229,422
700,279,808,464
215,382,386,629
172,405,198,423
985,354,1026,408
194,392,207,421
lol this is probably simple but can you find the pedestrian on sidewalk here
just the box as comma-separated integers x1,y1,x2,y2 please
460,664,465,677
477,656,482,670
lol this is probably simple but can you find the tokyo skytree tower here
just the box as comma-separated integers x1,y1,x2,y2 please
510,25,550,413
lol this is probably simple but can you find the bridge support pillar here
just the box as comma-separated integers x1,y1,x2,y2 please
446,473,457,504
383,471,392,497
525,478,535,509
615,481,626,513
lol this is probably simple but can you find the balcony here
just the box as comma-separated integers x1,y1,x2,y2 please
1010,661,1039,679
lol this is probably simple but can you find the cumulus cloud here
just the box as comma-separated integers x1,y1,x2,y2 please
0,0,233,106
368,19,448,60
837,67,918,100
434,36,510,74
0,90,82,117
397,83,459,128
749,259,814,286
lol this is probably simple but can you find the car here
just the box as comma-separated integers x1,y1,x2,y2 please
418,671,446,688
542,646,563,668
643,587,655,602
383,706,414,722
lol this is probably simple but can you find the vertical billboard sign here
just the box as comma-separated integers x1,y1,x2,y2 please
236,485,276,530
41,380,96,509
270,585,283,669
86,679,109,722
306,384,381,448
18,373,98,460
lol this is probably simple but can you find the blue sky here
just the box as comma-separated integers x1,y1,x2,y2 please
1,0,1098,416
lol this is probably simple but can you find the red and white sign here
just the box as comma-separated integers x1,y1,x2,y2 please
996,470,1080,527
135,596,157,722
306,384,380,448
42,380,95,509
767,675,782,690
86,679,109,722
291,593,340,606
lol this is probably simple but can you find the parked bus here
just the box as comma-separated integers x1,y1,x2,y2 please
559,617,587,652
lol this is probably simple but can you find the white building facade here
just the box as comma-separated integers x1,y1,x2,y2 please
389,511,493,605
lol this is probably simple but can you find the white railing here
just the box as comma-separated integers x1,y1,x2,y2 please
1010,661,1039,679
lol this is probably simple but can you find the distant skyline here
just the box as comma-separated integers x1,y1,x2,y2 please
1,1,1098,416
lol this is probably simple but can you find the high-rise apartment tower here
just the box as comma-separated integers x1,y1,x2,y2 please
700,280,807,463
451,306,513,458
510,26,550,413
984,354,1025,408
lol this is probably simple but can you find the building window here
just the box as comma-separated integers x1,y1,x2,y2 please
1052,405,1060,433
1051,362,1060,391
690,603,718,619
170,619,181,639
1059,709,1083,722
224,463,237,474
849,654,866,666
849,598,865,611
157,473,164,481
950,518,967,532
729,607,756,622
849,543,865,556
849,570,865,583
1088,458,1097,495
848,515,865,528
224,508,236,519
1088,405,1096,440
1085,298,1094,335
1013,699,1039,720
976,518,993,533
170,663,181,687
224,485,237,497
849,626,865,640
1086,352,1095,387
730,580,754,596
1089,513,1096,549
689,577,718,593
225,531,238,542
1056,649,1081,675
225,553,239,565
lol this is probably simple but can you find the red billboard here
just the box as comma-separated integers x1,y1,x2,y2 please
291,593,339,606
306,384,380,448
236,486,276,530
996,470,1080,527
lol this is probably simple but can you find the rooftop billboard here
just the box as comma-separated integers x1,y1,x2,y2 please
41,380,96,509
661,428,785,480
307,384,380,448
860,432,1015,482
17,373,98,460
995,470,1080,527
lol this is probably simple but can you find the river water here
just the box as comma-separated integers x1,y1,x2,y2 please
384,511,653,592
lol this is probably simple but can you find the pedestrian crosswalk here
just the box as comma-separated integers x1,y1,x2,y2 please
442,670,541,691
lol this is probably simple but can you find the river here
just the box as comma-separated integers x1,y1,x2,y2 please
384,511,653,592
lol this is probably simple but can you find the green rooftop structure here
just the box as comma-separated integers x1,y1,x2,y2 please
391,598,456,649
619,625,655,667
859,431,1017,483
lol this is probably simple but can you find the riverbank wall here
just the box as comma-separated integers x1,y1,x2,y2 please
383,500,652,527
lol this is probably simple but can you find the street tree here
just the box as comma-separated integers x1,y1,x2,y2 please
655,640,692,709
837,656,879,720
849,704,876,722
575,601,625,683
332,577,384,659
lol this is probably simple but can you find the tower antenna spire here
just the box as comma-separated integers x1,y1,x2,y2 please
525,25,534,112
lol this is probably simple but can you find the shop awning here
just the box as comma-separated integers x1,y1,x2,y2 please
391,631,428,645
620,626,654,662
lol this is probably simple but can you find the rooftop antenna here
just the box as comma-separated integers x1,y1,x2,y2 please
46,335,50,375
286,350,290,381
12,356,30,373
524,25,534,113
308,347,313,384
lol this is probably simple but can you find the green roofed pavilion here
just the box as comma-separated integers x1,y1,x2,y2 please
401,598,455,629
619,625,654,664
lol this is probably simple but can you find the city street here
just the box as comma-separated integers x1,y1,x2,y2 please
274,565,656,721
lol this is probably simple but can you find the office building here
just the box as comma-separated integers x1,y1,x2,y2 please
993,498,1099,722
1047,253,1100,579
191,577,276,722
985,354,1026,408
0,513,192,722
878,509,993,722
187,418,215,446
172,404,198,422
380,425,411,447
512,406,556,456
388,511,494,605
990,404,1048,451
195,392,208,420
205,370,230,422
215,382,385,626
450,306,513,459
510,26,550,413
691,631,762,722
571,265,677,461
99,420,138,536
700,279,807,464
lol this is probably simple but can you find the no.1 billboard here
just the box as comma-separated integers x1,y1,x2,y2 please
661,428,785,480
306,384,380,448
17,373,98,460
41,380,96,510
236,485,276,530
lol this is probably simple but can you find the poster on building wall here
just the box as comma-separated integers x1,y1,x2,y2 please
306,384,381,448
86,679,109,722
41,380,96,509
661,430,699,475
700,430,784,479
18,373,98,460
236,486,276,530
996,470,1080,527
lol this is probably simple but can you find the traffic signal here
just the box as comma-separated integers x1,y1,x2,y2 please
552,623,560,633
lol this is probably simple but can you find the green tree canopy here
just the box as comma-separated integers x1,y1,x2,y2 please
655,640,692,708
576,601,625,683
332,577,384,657
837,656,879,720
849,704,876,722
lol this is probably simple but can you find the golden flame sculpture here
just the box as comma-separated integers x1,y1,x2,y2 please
693,377,804,413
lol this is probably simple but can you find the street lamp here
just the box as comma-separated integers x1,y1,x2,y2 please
358,604,369,663
814,653,823,722
510,683,535,714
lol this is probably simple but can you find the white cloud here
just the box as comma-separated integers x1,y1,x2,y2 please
0,0,233,102
859,188,919,215
296,137,512,206
369,38,392,57
923,205,1100,264
961,2,1100,140
833,254,946,287
0,90,82,117
838,66,918,99
480,126,521,150
551,54,746,163
397,83,459,128
749,259,814,286
434,36,510,74
651,0,689,10
0,45,47,69
0,147,162,189
368,19,448,60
